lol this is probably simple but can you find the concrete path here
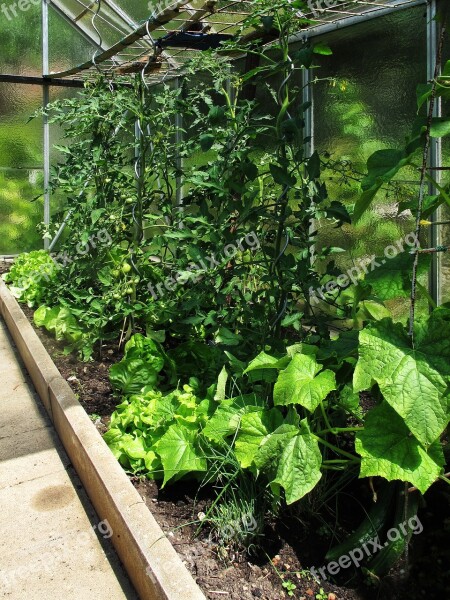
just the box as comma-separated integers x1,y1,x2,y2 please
0,318,139,600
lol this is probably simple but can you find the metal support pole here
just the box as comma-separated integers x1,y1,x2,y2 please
174,77,184,212
42,0,51,251
302,59,313,160
303,60,317,274
428,0,441,306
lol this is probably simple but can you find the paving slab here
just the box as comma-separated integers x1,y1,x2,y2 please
0,318,138,600
0,389,48,441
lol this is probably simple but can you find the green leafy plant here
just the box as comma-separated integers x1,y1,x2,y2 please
10,0,355,368
199,453,268,557
33,304,86,357
282,580,297,597
3,250,56,306
104,382,215,483
353,312,449,493
109,334,167,395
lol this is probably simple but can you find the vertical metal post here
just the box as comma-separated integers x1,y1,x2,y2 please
135,117,142,228
428,0,441,305
303,58,316,273
42,0,50,250
302,58,313,159
174,77,184,212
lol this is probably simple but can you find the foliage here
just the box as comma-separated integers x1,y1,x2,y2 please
109,334,166,395
205,492,265,556
104,333,217,483
2,250,56,306
33,304,87,357
24,0,355,359
105,335,327,504
104,383,213,484
153,315,447,504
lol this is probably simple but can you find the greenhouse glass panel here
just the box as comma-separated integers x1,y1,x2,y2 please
0,168,44,254
120,0,155,23
0,1,41,75
49,5,99,73
313,6,428,319
0,83,43,169
0,83,44,254
48,0,141,50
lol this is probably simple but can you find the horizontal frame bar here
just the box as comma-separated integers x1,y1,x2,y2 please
291,0,426,42
0,74,85,88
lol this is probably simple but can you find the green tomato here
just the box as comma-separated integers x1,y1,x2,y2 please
126,287,133,295
125,198,134,204
111,269,120,277
113,293,121,299
121,262,132,274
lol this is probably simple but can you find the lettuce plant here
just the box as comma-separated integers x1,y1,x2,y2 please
33,304,87,357
2,250,55,306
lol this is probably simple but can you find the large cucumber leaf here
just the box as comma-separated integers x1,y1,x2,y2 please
356,402,444,493
156,424,207,486
254,418,322,504
234,408,283,468
361,252,431,301
273,353,336,411
244,351,284,373
354,317,450,447
202,394,266,442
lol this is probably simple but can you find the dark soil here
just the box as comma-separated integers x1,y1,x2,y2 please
2,261,448,600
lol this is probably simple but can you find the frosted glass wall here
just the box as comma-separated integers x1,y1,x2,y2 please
0,83,44,253
313,6,428,318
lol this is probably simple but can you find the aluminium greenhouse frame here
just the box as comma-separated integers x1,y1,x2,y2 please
0,0,443,302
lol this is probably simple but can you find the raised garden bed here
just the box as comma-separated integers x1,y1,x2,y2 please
1,267,448,600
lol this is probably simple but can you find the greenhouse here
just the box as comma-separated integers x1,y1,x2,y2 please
0,0,449,598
